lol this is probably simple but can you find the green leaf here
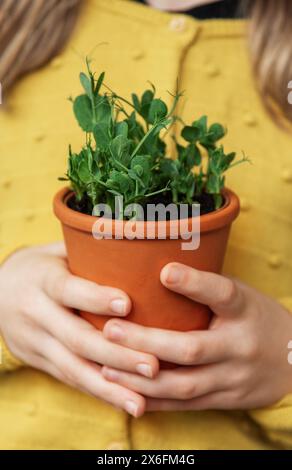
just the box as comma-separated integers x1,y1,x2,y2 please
73,95,93,132
142,90,154,107
80,72,93,99
77,158,91,184
185,144,201,167
117,173,131,193
131,93,140,112
68,152,77,177
115,121,128,138
140,90,154,119
209,123,225,142
192,115,207,135
86,145,93,171
181,126,200,143
133,164,143,177
174,139,186,161
93,122,111,150
95,95,112,125
131,154,151,172
128,168,145,188
94,71,105,96
206,173,221,194
148,99,168,124
160,158,178,177
221,151,236,171
109,135,130,162
126,112,144,140
152,118,172,136
209,148,223,175
130,154,152,186
107,170,131,193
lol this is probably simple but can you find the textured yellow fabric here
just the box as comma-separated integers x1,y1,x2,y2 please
0,338,23,372
248,395,292,449
0,0,292,450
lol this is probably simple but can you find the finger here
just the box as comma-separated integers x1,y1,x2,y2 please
31,294,159,377
38,332,146,417
34,242,67,258
43,265,131,316
44,241,67,258
146,390,239,412
24,351,73,386
160,263,244,316
103,319,230,365
102,364,228,400
14,328,85,387
8,325,80,387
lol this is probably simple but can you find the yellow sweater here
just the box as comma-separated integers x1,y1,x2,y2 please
1,0,292,450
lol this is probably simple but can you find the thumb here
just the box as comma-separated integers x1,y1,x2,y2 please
160,263,244,317
42,242,67,258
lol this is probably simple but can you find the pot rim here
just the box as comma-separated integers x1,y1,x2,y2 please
53,187,240,236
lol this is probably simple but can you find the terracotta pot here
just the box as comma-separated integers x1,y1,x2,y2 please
53,187,239,367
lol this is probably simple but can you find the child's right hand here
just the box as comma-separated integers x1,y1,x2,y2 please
0,242,158,417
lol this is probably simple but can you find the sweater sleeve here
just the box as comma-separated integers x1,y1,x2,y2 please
278,297,292,314
247,296,292,449
247,395,292,449
0,247,26,373
0,335,24,373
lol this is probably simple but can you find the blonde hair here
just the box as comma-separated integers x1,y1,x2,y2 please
0,0,82,92
1,0,292,126
246,0,292,127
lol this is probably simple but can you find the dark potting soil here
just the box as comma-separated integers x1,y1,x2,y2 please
67,194,93,215
67,191,217,220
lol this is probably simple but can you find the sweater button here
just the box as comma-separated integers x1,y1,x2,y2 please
243,113,257,127
26,403,37,416
168,16,186,32
2,179,11,189
268,254,282,269
205,64,220,78
107,441,124,450
240,198,250,211
281,168,292,183
25,212,35,222
131,48,145,60
34,133,45,142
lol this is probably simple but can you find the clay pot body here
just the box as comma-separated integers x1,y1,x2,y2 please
54,188,239,365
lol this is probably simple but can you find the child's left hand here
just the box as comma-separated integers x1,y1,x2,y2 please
102,263,292,411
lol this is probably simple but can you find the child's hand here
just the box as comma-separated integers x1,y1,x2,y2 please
102,262,292,411
0,243,158,417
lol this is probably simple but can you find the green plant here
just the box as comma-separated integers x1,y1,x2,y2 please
60,60,248,217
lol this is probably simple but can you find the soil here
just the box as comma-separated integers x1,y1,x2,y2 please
67,191,217,220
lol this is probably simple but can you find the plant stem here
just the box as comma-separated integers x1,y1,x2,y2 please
129,123,159,159
144,183,170,199
228,155,251,170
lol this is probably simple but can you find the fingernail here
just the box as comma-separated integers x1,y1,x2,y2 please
136,363,153,378
110,299,127,315
165,266,182,284
125,400,139,417
107,324,124,341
